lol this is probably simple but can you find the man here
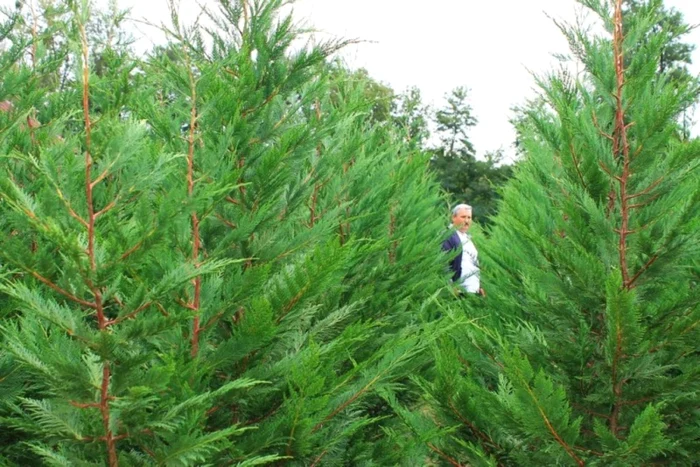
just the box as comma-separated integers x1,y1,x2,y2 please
442,203,485,296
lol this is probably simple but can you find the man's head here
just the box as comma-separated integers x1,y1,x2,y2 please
451,204,473,232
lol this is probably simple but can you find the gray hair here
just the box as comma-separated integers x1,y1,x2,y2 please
451,203,472,215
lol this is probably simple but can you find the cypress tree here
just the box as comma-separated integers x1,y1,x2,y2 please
396,0,700,465
0,0,450,465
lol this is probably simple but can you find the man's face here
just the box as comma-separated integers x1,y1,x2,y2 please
452,208,472,232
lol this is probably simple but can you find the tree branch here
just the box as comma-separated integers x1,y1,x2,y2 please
427,443,463,467
627,254,659,289
29,270,96,309
105,301,153,326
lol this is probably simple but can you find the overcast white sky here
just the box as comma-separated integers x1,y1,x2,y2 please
17,0,699,160
286,0,700,159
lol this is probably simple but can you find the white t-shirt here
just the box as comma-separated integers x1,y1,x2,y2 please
457,230,480,293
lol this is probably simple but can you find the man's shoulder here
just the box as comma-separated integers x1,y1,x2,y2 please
442,230,461,250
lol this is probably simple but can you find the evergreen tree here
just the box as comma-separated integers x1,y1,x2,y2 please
0,0,450,465
396,0,700,465
0,1,253,464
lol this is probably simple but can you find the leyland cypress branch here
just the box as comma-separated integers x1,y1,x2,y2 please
427,443,463,467
592,112,614,141
309,450,328,467
54,186,89,228
105,301,153,326
627,254,660,289
28,270,97,309
312,373,384,433
95,199,118,218
568,142,587,190
626,176,664,200
447,400,498,449
513,369,585,466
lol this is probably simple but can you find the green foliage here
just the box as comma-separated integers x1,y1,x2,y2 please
399,0,700,465
0,0,449,465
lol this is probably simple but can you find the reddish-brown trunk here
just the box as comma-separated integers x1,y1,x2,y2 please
610,0,631,438
79,23,118,466
184,52,202,358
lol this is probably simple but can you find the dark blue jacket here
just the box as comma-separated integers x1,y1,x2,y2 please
441,231,462,282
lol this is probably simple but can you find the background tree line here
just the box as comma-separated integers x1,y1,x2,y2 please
337,67,515,223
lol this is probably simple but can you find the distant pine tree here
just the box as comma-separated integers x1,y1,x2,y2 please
429,87,513,223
